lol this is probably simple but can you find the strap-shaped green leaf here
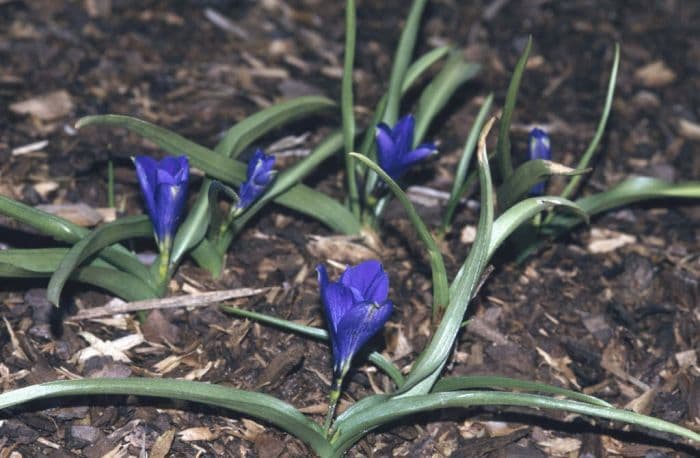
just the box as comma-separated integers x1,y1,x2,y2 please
0,249,156,302
382,0,429,126
489,196,586,260
433,375,611,407
0,378,331,456
76,115,360,235
0,195,144,274
496,160,589,211
561,43,620,199
332,390,700,455
0,247,112,273
399,118,496,396
441,93,494,233
579,175,700,216
414,53,480,144
220,305,404,388
342,0,360,218
170,181,238,266
350,153,448,322
214,96,336,159
495,36,532,181
47,215,153,307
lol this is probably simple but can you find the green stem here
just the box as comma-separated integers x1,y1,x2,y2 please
324,376,344,435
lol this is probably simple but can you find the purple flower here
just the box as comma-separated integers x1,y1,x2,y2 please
236,149,276,211
317,260,393,377
376,114,436,180
133,155,189,250
528,127,551,195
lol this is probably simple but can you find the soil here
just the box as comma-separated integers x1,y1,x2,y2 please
1,0,700,457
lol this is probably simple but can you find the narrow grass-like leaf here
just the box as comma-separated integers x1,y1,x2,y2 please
342,0,359,218
0,248,112,273
350,153,449,321
561,43,620,199
489,196,586,260
441,94,493,232
495,35,531,181
0,195,142,273
189,239,225,278
214,96,335,159
414,54,480,144
0,378,331,456
497,160,589,211
171,181,238,266
47,215,153,307
76,116,359,234
578,176,700,216
399,118,496,396
382,0,429,126
332,390,700,455
0,251,156,302
543,177,700,239
433,375,611,407
221,305,404,387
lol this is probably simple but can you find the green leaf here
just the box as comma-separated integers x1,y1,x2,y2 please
433,375,611,407
441,93,493,232
220,305,405,388
331,390,700,455
47,215,153,307
76,115,360,235
561,43,620,199
489,196,586,260
171,181,238,266
495,35,531,181
214,96,336,159
0,378,331,456
70,266,158,302
0,248,112,273
579,176,700,216
414,53,480,144
399,118,496,396
189,238,225,278
0,195,143,274
342,0,360,218
0,249,156,302
382,0,429,126
350,153,448,322
496,160,589,211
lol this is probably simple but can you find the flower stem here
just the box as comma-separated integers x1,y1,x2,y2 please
323,377,343,434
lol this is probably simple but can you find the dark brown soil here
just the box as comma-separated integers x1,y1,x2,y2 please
2,0,700,456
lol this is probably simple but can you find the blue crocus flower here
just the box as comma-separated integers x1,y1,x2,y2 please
317,260,393,378
376,114,436,180
235,149,276,211
528,127,551,195
133,155,189,252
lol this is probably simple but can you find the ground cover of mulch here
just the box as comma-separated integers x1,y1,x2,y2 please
1,0,700,456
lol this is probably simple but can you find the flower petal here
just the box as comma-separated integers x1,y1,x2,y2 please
333,299,393,372
376,123,397,175
317,265,355,333
133,156,159,225
400,142,436,169
237,149,276,210
393,114,415,157
339,260,388,303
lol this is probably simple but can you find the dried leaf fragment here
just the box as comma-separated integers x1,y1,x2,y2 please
10,90,74,120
